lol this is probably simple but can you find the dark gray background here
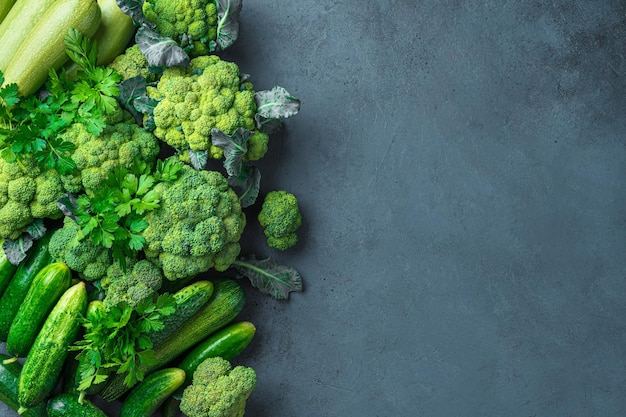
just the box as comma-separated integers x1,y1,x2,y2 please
2,0,626,416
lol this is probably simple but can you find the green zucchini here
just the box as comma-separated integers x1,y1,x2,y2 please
177,321,256,388
100,279,245,401
0,241,18,298
94,0,135,66
2,0,101,96
0,0,18,25
6,262,72,358
47,393,107,417
0,354,47,417
0,0,58,72
120,368,186,417
17,281,88,411
0,234,53,341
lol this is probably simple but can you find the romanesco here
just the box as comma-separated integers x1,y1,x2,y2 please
100,259,163,308
108,44,153,81
179,357,256,417
258,190,302,250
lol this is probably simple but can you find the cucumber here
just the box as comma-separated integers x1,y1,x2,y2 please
47,393,107,417
100,279,245,401
2,0,101,96
120,368,185,417
94,0,135,66
0,0,18,25
6,262,72,358
0,241,18,298
0,354,47,417
17,281,88,411
177,321,256,388
0,0,58,72
0,234,53,341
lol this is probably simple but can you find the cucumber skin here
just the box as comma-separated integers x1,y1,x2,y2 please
6,262,72,358
0,234,53,341
47,393,108,417
0,354,47,417
120,368,186,417
0,244,18,298
18,281,88,409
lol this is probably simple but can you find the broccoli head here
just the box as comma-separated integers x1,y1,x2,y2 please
258,190,302,250
141,160,246,281
100,259,163,309
142,0,218,56
48,217,114,281
108,44,153,82
180,357,256,417
0,157,64,239
58,111,161,196
149,55,269,160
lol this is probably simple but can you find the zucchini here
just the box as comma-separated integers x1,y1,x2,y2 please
17,281,88,411
120,368,185,417
94,0,135,66
2,0,101,96
0,234,53,341
0,354,47,417
0,0,58,72
0,0,17,25
47,393,107,417
6,262,72,358
100,279,245,401
177,321,256,388
0,241,18,298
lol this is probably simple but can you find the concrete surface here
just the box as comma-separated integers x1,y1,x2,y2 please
2,0,625,416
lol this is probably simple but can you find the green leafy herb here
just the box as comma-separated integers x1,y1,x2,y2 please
233,255,303,299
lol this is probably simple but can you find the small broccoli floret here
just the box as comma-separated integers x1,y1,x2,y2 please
108,45,152,81
100,259,163,309
141,159,246,281
258,191,302,250
48,217,113,281
180,357,256,417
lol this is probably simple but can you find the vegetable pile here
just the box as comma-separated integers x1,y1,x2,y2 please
0,0,305,415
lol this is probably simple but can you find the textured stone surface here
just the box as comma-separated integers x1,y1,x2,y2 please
2,0,625,416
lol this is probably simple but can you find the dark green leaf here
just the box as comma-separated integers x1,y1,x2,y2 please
116,0,152,26
210,128,251,177
228,165,261,208
255,86,301,120
233,255,303,300
136,26,190,68
2,236,33,265
215,0,242,50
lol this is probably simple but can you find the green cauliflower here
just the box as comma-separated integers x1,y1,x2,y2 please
141,159,246,281
100,259,163,309
108,44,152,81
142,0,218,56
0,157,64,239
149,55,269,161
48,217,113,281
180,357,256,417
58,109,161,196
258,190,302,250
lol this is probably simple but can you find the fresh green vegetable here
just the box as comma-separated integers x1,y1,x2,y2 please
0,242,18,297
177,321,255,387
46,393,108,417
100,259,164,309
5,262,72,359
0,354,47,417
161,396,182,417
100,278,245,401
17,281,88,412
0,233,52,340
233,255,303,299
257,190,302,250
0,0,17,27
1,0,102,96
109,44,152,81
179,356,256,417
120,367,186,417
93,0,136,66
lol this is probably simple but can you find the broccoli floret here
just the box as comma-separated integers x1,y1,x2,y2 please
0,157,64,239
58,112,161,196
180,357,256,417
149,55,268,160
48,217,113,281
100,259,163,308
141,159,246,281
142,0,218,56
258,191,302,250
108,45,152,81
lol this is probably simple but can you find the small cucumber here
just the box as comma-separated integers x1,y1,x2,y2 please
0,241,18,298
177,321,256,388
0,354,47,417
0,0,17,25
47,393,108,417
18,281,88,411
2,0,102,96
120,368,186,417
6,262,72,358
0,234,53,341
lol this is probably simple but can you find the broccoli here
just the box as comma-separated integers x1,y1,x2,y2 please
48,217,114,281
100,259,163,309
108,45,153,82
149,55,269,161
0,157,64,239
141,159,246,281
257,191,302,250
180,357,256,417
58,108,161,196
